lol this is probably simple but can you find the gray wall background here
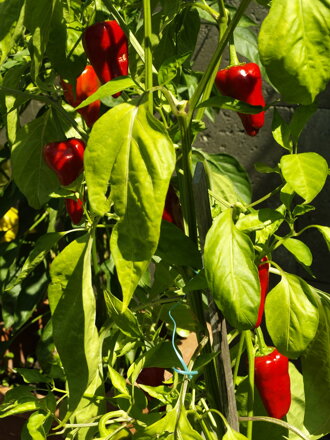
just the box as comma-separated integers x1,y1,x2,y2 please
193,1,330,290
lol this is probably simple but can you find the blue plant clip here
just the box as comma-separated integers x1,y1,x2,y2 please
168,302,198,380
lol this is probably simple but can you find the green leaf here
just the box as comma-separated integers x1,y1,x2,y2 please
280,153,328,203
158,52,191,85
236,208,284,233
134,408,176,439
202,153,252,204
194,151,252,204
156,221,202,268
48,234,101,419
254,162,279,174
204,209,260,330
282,238,313,266
5,232,66,291
292,204,315,217
259,0,330,104
11,111,64,209
104,290,143,339
177,409,204,440
85,102,175,310
46,8,85,83
24,0,59,79
0,0,25,65
198,96,264,114
160,303,199,333
265,273,319,358
75,77,136,109
272,108,292,151
302,298,330,436
2,63,29,144
223,425,248,440
26,411,48,440
108,365,129,396
16,368,50,384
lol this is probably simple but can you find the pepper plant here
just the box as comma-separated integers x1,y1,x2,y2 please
0,0,330,439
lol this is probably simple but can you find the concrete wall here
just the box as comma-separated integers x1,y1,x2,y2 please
193,2,330,289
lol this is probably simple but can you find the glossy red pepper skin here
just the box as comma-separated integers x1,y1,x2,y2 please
82,20,128,96
61,65,101,127
162,185,184,230
65,198,84,224
43,139,85,186
255,257,270,328
215,63,265,136
255,348,291,419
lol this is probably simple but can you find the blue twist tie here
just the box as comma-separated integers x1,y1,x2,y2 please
168,302,198,380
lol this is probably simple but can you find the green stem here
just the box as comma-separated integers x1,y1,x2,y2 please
178,115,198,243
244,330,255,440
188,0,252,122
239,417,310,440
194,4,228,123
194,2,219,21
255,327,268,355
232,332,245,386
229,33,239,66
217,0,227,18
247,185,283,209
143,0,153,113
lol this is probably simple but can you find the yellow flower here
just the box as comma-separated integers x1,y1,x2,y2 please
0,207,19,242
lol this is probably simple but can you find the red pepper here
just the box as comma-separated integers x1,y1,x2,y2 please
65,198,84,224
43,138,85,186
61,65,101,127
215,63,265,136
255,348,291,419
255,257,269,328
82,20,128,96
162,185,184,230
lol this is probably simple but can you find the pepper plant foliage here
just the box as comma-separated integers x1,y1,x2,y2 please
0,0,330,439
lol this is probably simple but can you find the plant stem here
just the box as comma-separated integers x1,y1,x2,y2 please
239,417,310,440
255,327,268,355
229,34,240,66
194,3,228,123
247,185,282,209
244,330,255,440
143,0,153,113
232,332,245,386
178,115,198,243
188,0,252,122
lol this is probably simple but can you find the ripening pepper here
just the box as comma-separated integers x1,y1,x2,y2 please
61,65,101,127
162,185,184,230
137,367,165,388
65,198,84,224
255,348,291,419
43,139,85,186
82,20,128,96
215,63,265,136
255,257,269,328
